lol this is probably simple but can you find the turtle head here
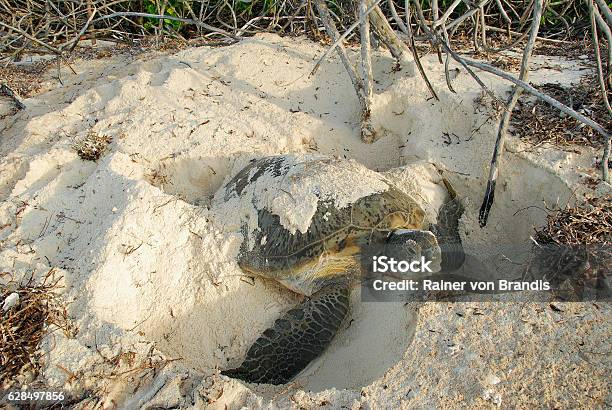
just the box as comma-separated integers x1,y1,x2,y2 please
384,230,442,275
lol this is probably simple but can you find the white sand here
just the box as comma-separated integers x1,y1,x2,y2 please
1,34,609,408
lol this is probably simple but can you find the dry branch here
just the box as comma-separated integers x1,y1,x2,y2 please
594,0,612,26
387,0,409,33
588,0,611,183
479,0,544,227
360,0,375,142
0,20,62,55
369,6,410,63
0,84,26,110
91,12,239,41
313,0,375,139
65,6,98,52
310,0,383,76
593,9,611,87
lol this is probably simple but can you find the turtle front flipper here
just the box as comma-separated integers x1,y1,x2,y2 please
222,280,350,385
431,178,466,271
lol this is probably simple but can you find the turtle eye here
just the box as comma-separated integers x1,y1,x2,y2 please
337,238,347,251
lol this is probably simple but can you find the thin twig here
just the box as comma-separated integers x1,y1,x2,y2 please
588,0,611,182
0,20,62,54
592,6,611,87
410,33,439,99
387,0,408,33
479,0,545,227
494,0,512,26
411,3,495,101
64,6,98,52
369,5,410,62
400,0,439,99
310,0,382,76
312,0,375,140
442,25,457,93
359,0,375,142
433,0,463,29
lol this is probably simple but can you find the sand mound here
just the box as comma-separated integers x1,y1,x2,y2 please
1,33,609,408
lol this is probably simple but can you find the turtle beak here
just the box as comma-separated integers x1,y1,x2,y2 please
385,230,442,275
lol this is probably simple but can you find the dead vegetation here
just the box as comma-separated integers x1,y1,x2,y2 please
449,32,526,72
73,132,113,161
0,60,50,97
0,269,75,389
53,345,183,408
529,195,611,300
0,267,179,403
534,36,603,62
511,76,612,148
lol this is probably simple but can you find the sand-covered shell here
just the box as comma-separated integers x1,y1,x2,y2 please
220,154,427,295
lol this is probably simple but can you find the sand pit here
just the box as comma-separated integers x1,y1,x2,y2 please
1,34,610,408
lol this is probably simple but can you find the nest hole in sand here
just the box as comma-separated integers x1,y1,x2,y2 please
126,61,576,391
139,150,562,391
145,154,234,206
138,142,575,394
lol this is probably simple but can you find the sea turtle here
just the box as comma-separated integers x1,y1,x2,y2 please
220,154,464,385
